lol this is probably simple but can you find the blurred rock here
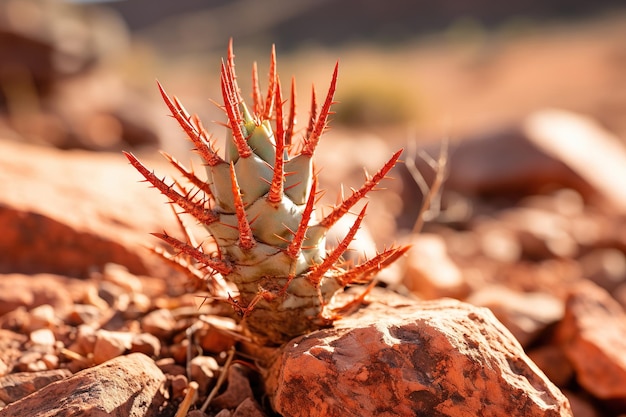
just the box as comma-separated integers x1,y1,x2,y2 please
168,373,188,401
0,0,160,150
562,391,601,417
0,330,28,376
29,328,55,347
130,333,161,358
92,329,133,364
267,298,572,417
0,274,73,317
578,248,626,293
0,353,165,417
475,224,522,263
498,207,578,259
556,280,626,404
436,109,626,213
467,285,564,347
198,316,238,354
0,140,182,277
189,355,218,395
402,233,469,299
527,345,574,388
141,308,177,340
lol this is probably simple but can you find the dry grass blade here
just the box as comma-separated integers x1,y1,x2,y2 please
406,137,449,234
200,347,236,412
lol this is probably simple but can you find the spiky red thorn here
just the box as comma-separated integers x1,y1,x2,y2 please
305,85,317,143
156,81,224,167
221,60,252,158
251,46,277,121
252,62,262,116
226,38,241,100
308,204,368,286
267,78,285,205
286,176,317,259
124,151,218,225
151,232,232,275
302,62,338,156
229,162,256,250
284,77,297,150
337,245,410,286
160,151,213,198
321,149,402,230
262,45,277,120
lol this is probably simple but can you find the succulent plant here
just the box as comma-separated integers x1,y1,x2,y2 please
124,42,408,345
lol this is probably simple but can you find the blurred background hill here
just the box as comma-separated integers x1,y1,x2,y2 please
1,0,625,153
107,0,623,51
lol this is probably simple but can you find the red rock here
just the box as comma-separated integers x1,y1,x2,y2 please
476,225,522,263
438,109,626,213
266,298,572,417
189,355,218,395
563,391,601,417
556,280,626,402
497,206,578,259
168,374,189,401
168,340,190,365
15,351,49,373
0,353,165,417
523,109,626,212
211,366,254,410
527,345,574,387
66,304,103,326
155,358,185,376
0,369,71,405
402,233,469,299
25,304,61,332
67,324,97,357
232,397,267,417
198,316,238,354
40,354,59,370
0,140,182,277
578,248,626,293
29,329,55,347
130,333,162,358
141,308,178,340
92,329,133,365
467,285,564,347
190,411,212,417
0,274,74,317
0,330,28,376
102,263,144,294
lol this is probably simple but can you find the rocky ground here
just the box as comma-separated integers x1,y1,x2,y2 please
1,2,626,417
2,110,626,416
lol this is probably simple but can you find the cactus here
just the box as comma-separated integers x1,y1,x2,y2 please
124,42,408,345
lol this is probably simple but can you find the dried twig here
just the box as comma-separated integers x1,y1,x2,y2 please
174,381,199,417
200,346,236,412
405,137,449,234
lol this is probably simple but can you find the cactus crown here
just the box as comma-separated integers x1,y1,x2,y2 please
125,42,408,345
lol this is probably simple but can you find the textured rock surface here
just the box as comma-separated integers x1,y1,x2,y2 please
556,280,626,401
266,299,572,417
0,369,71,405
0,353,165,417
0,140,180,276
